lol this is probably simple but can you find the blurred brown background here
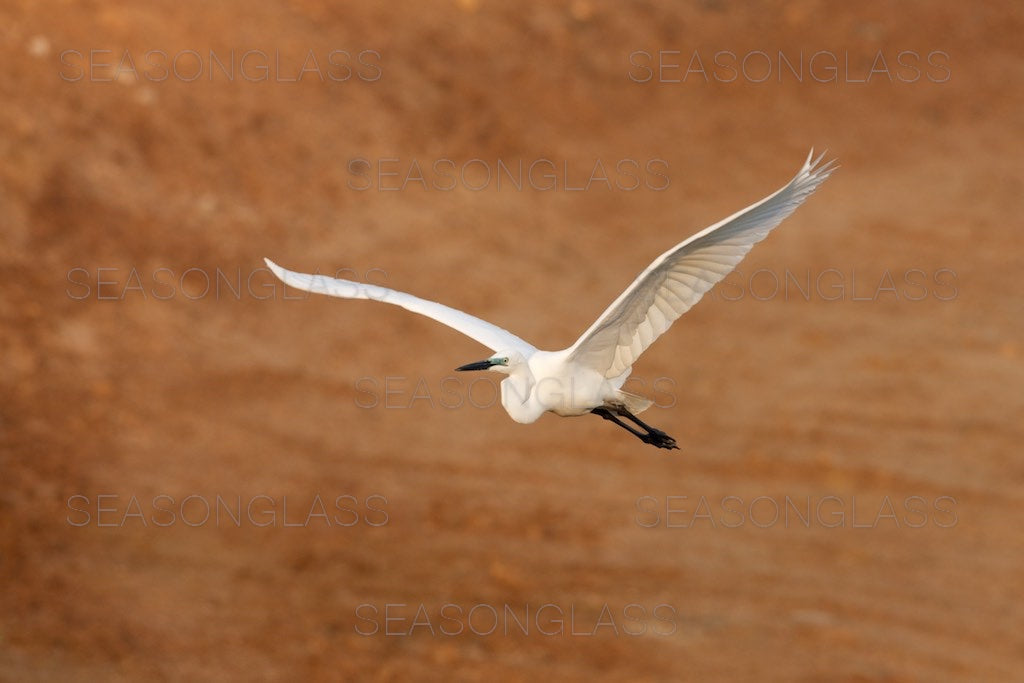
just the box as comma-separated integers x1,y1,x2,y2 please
2,1,1022,680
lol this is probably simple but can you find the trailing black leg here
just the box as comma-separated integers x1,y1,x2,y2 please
591,406,679,450
618,409,666,435
618,408,679,450
591,406,648,439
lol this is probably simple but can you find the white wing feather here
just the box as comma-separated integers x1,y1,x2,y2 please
264,259,537,355
566,150,837,378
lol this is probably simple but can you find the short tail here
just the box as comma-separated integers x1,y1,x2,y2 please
610,390,654,415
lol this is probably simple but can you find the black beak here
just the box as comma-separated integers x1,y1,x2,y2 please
455,359,494,372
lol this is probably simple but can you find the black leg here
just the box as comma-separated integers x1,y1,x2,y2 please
592,406,649,439
591,406,679,450
618,408,679,450
617,409,665,434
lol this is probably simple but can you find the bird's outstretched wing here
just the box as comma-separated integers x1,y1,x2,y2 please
565,150,837,378
264,259,537,355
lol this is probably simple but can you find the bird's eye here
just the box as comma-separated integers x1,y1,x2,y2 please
501,357,509,365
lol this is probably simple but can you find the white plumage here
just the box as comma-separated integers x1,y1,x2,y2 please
266,150,836,448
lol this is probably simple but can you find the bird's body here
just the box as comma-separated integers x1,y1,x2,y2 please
266,151,836,448
494,349,634,423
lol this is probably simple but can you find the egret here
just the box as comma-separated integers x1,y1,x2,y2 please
266,150,836,449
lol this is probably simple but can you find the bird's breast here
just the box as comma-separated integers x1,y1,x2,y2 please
500,367,614,422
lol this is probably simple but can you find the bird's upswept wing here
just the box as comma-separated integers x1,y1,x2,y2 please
264,259,537,355
565,150,837,378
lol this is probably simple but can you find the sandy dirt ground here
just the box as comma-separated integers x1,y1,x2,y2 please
2,1,1023,680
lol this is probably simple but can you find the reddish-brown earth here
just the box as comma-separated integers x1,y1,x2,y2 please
2,1,1022,680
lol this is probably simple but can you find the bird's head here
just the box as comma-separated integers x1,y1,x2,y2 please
454,350,524,376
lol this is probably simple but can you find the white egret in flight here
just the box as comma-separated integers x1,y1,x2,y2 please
266,151,836,449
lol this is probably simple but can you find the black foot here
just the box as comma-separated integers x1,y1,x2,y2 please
640,428,679,450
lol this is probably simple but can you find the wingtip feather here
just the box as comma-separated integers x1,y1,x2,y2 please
798,148,839,187
264,258,286,280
